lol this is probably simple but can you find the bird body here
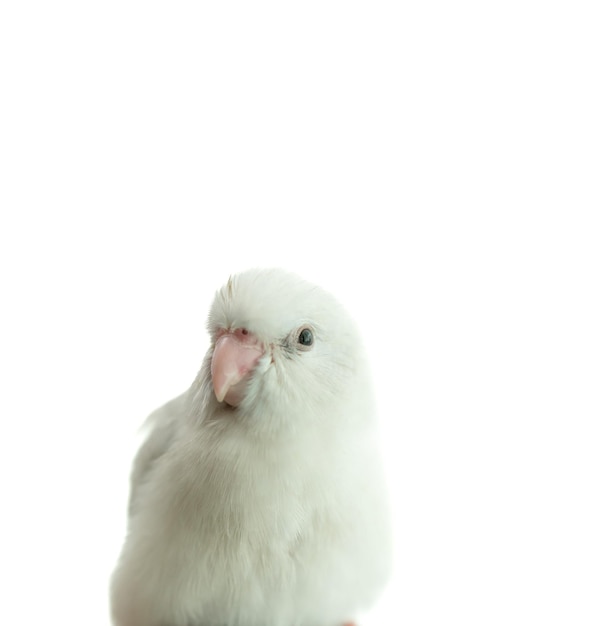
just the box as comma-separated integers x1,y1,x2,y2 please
111,269,391,626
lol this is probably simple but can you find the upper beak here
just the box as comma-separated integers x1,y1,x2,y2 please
211,329,264,406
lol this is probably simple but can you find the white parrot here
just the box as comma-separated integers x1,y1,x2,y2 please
111,268,391,626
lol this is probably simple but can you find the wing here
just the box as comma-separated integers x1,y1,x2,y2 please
128,392,187,515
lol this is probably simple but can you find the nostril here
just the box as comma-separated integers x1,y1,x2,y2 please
241,328,248,336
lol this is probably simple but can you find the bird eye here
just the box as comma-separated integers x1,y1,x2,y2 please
297,327,314,348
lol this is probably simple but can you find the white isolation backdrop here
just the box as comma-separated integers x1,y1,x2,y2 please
0,2,594,625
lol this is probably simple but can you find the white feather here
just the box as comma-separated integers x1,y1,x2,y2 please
111,268,392,626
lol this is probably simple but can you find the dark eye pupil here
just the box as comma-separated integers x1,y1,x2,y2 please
298,328,313,346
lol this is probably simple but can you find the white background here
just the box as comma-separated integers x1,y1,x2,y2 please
1,1,594,625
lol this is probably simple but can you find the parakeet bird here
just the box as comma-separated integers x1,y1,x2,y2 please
110,268,391,626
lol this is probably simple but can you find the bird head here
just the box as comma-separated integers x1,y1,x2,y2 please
199,268,368,432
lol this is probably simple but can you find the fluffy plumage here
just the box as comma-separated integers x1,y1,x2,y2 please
111,268,391,626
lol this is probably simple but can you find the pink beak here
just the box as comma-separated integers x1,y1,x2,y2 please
211,329,264,406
